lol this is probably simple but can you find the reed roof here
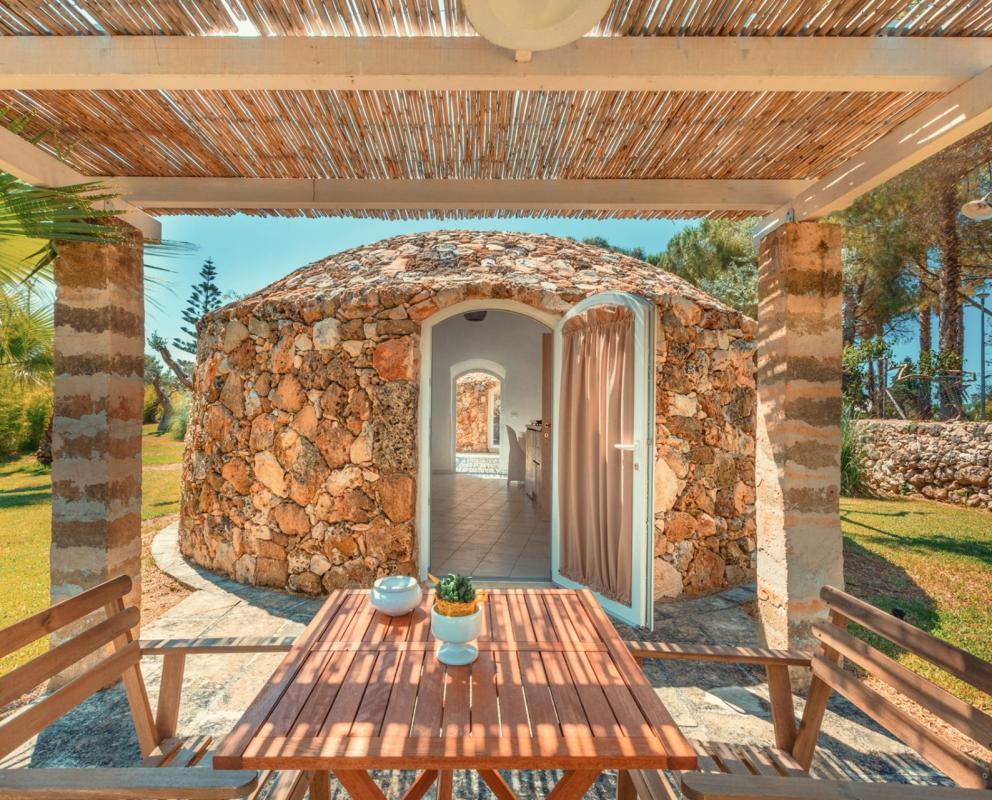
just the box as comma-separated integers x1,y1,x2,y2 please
0,1,988,219
2,1,990,37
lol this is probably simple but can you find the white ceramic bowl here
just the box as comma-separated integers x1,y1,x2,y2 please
370,575,423,616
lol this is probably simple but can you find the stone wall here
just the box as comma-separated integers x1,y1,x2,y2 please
179,232,756,599
455,373,497,453
856,420,992,509
652,298,757,600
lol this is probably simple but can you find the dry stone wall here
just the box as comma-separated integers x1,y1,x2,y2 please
652,298,757,600
455,374,497,453
856,420,992,509
180,231,756,599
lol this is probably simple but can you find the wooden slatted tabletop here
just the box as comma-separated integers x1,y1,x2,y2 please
213,588,696,799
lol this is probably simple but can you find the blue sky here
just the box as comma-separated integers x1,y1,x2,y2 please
148,214,990,385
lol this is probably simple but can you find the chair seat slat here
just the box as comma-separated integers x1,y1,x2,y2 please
144,736,214,769
683,773,992,800
0,766,259,799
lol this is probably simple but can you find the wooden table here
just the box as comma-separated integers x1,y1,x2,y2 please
213,588,696,799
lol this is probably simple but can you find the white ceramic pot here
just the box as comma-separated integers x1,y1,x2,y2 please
370,575,423,616
431,607,483,666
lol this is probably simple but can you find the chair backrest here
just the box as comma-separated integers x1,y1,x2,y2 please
807,585,992,789
0,575,155,761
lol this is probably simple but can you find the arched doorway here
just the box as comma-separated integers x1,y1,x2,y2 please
419,300,556,581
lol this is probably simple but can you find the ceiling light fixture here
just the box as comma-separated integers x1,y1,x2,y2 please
962,165,992,221
463,0,611,53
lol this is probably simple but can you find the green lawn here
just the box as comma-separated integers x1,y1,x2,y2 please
841,496,992,710
0,425,184,673
142,428,186,466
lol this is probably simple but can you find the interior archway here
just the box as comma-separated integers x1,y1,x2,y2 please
452,369,504,475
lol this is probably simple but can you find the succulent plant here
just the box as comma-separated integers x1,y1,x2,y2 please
435,573,476,604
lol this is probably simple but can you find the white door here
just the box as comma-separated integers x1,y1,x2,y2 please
551,292,655,629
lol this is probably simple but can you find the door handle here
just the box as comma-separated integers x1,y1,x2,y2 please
613,443,636,451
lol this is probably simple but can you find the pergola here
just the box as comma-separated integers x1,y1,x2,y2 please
3,0,991,651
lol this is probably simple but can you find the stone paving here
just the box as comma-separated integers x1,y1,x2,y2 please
2,530,944,797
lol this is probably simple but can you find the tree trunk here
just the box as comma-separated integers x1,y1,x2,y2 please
866,352,876,414
151,374,174,433
937,185,964,358
154,341,193,390
842,290,857,347
35,412,52,466
937,184,964,418
918,302,933,419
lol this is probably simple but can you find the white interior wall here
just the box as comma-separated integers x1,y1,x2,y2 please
430,310,549,475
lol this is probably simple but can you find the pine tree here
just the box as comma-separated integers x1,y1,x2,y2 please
173,258,221,355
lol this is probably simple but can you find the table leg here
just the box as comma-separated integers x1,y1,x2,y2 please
309,770,331,800
335,770,389,800
547,770,600,800
436,770,454,800
617,770,637,800
478,769,517,800
402,770,439,800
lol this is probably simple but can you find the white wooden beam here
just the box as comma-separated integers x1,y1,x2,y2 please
0,127,161,240
1,36,990,93
107,177,814,213
757,65,992,238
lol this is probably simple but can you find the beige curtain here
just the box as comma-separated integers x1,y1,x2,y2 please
558,305,634,605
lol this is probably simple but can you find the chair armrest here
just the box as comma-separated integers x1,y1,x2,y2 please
140,636,296,656
0,767,259,799
625,641,811,667
682,774,989,800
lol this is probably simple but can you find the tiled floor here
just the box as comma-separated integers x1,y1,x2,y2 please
429,473,551,579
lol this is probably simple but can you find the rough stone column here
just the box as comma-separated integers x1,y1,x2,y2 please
51,224,144,625
755,222,843,654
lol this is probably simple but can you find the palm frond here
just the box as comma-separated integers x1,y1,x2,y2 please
0,173,128,285
0,284,54,385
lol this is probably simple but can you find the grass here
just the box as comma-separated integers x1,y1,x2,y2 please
841,496,992,711
141,428,185,466
0,425,183,674
0,457,54,674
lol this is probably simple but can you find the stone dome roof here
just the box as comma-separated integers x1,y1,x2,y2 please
227,230,741,322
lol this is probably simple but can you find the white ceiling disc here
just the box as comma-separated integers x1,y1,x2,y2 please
464,0,613,52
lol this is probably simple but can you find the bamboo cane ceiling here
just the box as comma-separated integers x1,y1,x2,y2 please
2,1,991,36
0,1,989,218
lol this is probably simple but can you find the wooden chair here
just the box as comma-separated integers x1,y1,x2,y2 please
0,574,308,799
623,585,992,800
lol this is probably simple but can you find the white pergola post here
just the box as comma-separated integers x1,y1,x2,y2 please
755,222,844,657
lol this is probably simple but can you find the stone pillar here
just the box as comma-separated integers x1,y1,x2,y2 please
755,222,844,654
51,224,144,625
